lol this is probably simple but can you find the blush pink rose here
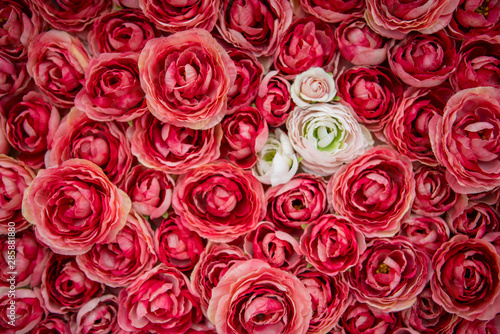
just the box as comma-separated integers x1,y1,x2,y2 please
255,71,294,127
22,159,131,255
340,300,398,334
118,264,203,333
299,0,365,23
291,67,337,107
0,287,45,334
429,87,500,194
398,214,451,256
431,235,500,320
139,29,236,130
172,161,265,242
207,259,312,334
328,146,415,238
71,295,121,334
76,210,157,287
445,201,500,238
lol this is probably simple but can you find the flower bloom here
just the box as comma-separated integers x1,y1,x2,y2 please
298,0,364,23
0,287,45,333
0,52,30,99
30,314,71,334
398,214,450,256
255,71,294,127
291,67,337,107
72,295,122,334
445,201,500,238
448,0,500,39
339,300,398,334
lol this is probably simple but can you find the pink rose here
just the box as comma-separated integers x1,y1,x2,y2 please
40,254,105,314
364,0,460,39
139,29,235,129
118,264,203,333
22,159,131,255
154,214,205,272
398,214,450,256
328,146,415,238
431,235,500,320
0,118,8,155
300,214,366,276
255,71,294,127
446,201,500,238
274,17,338,79
31,314,71,334
299,0,365,23
429,87,500,194
448,316,500,334
336,17,390,66
348,236,430,312
27,30,90,108
207,259,312,334
172,161,265,242
88,8,158,55
76,210,157,287
291,67,337,107
340,300,398,334
127,112,222,174
448,0,500,39
0,287,45,334
216,0,293,57
113,0,140,8
46,108,133,185
71,295,121,334
121,165,175,219
0,52,30,99
75,52,147,122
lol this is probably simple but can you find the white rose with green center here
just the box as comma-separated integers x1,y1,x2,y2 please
291,67,337,107
286,103,373,176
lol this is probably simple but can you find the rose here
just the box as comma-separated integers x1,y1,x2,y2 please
138,29,236,130
429,87,500,194
0,154,34,234
291,67,337,107
75,52,147,122
255,71,294,127
398,214,451,256
298,0,364,23
127,112,222,174
40,254,105,314
172,161,265,242
88,8,158,55
287,102,373,176
46,108,133,185
265,173,329,235
113,0,140,8
22,158,131,255
300,214,366,276
335,17,389,66
118,264,203,333
27,30,90,108
0,288,45,334
348,236,430,312
140,0,219,33
431,235,500,320
154,214,205,272
71,295,121,334
336,65,404,132
0,52,30,99
190,243,250,315
364,0,460,39
340,300,398,334
31,314,71,334
274,17,337,79
448,316,500,334
120,165,175,219
328,146,415,238
207,259,312,334
76,210,157,287
30,0,112,33
448,0,500,39
216,0,293,57
220,106,268,169
445,201,500,238
2,91,60,169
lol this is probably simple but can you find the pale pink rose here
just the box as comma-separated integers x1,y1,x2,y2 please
118,264,203,333
255,71,295,127
364,0,460,39
139,29,236,130
71,295,121,334
299,0,365,23
207,259,312,334
76,210,157,287
339,300,398,334
429,87,500,194
446,201,500,238
291,67,337,107
31,314,71,334
0,52,30,99
0,287,45,334
398,214,450,256
22,159,131,255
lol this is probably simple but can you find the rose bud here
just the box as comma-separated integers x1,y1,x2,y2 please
340,300,398,334
31,314,71,334
445,201,500,238
0,52,30,99
27,30,90,108
139,29,236,130
274,17,338,79
172,161,265,243
255,71,294,127
448,0,500,40
429,87,500,194
299,0,364,23
328,146,415,238
335,17,390,66
207,259,312,334
40,254,105,314
252,128,299,187
431,235,500,320
22,159,131,255
139,0,218,33
121,165,175,219
154,214,205,273
0,288,45,333
287,103,373,177
364,0,460,39
76,210,157,288
46,108,133,186
71,295,121,334
30,0,112,33
118,264,203,333
291,67,337,107
127,112,222,174
216,0,293,57
190,243,250,315
398,214,451,256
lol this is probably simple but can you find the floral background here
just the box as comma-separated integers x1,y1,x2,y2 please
1,0,500,333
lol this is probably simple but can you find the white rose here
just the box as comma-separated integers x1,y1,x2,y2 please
291,67,337,107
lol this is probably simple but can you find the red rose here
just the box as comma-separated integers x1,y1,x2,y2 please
448,0,500,40
0,288,45,334
255,71,294,127
31,314,71,334
446,201,500,238
340,300,398,334
0,52,30,99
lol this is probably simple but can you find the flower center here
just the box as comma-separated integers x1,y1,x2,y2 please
475,0,490,16
292,199,304,210
376,263,390,274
